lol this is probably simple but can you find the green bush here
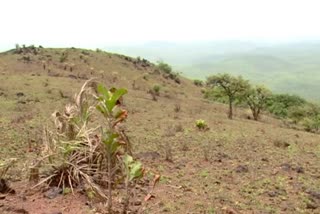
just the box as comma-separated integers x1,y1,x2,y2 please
156,61,180,84
156,61,172,74
301,116,320,133
266,94,306,118
153,85,161,95
193,79,203,87
195,119,208,130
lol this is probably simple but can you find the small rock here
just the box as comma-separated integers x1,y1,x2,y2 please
280,163,292,171
235,165,249,173
44,187,62,199
267,191,278,197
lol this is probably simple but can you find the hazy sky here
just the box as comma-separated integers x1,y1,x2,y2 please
1,0,319,49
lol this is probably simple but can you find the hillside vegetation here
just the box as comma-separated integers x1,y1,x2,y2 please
105,41,320,100
0,46,320,213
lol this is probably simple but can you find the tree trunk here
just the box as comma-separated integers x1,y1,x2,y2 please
228,98,233,119
253,110,258,121
252,108,260,121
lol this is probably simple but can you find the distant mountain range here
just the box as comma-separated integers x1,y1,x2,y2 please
104,40,320,101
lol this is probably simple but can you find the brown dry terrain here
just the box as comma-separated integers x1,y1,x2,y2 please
0,47,319,214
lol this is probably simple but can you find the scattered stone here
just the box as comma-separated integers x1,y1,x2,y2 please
44,187,62,199
235,165,249,173
261,158,269,162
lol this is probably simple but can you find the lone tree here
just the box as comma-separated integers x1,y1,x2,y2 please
245,85,271,120
207,73,249,119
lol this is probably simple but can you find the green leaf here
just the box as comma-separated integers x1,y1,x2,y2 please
129,161,143,181
107,88,127,112
111,88,127,104
97,84,110,100
96,104,106,115
123,154,133,166
102,132,120,154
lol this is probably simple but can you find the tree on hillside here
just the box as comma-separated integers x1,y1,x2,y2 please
206,73,250,119
245,86,271,120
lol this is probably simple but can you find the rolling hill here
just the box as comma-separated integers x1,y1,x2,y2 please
0,46,320,213
105,41,320,101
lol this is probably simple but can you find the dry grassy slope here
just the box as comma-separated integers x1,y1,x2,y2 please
0,48,320,213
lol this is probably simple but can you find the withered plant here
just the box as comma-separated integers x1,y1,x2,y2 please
36,79,147,213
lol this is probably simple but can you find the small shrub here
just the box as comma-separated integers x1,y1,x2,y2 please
59,52,68,62
153,85,161,95
193,79,203,87
148,85,161,101
195,119,208,130
156,61,172,74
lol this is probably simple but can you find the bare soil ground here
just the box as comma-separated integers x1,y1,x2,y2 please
0,47,319,213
